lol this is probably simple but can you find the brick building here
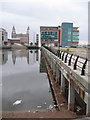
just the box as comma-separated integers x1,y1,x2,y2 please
40,26,60,47
40,23,79,47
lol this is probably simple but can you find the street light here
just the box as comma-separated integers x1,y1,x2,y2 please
58,44,62,58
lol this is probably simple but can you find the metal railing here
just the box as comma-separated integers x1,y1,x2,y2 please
44,46,88,76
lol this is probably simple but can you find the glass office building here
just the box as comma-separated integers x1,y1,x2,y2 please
40,23,79,47
61,23,79,47
61,23,73,47
40,26,60,46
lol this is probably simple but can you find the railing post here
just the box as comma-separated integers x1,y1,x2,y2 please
68,54,73,66
65,53,68,63
73,56,79,70
59,51,61,59
81,58,87,75
62,52,64,61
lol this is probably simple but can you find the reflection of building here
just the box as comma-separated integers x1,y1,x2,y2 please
12,50,29,64
40,23,79,47
2,50,8,64
8,26,29,44
36,34,39,46
40,51,46,73
12,49,40,65
0,28,8,47
28,50,36,65
35,50,38,61
61,23,79,47
40,26,60,47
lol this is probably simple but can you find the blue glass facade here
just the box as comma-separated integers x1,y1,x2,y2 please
61,23,73,47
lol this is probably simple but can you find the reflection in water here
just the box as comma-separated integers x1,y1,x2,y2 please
40,51,47,73
2,49,53,111
2,50,8,64
11,50,40,65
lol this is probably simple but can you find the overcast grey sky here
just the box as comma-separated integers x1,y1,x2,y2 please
0,0,89,44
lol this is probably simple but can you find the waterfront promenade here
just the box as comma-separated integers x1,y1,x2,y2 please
1,46,90,119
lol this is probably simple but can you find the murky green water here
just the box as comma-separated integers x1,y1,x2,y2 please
2,49,54,111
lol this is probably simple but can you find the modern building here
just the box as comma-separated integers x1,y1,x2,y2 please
40,26,60,47
10,26,30,44
40,23,79,47
72,27,79,46
0,28,8,47
61,23,79,47
61,23,73,47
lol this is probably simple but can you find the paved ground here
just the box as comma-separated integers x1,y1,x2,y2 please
2,110,78,118
53,47,90,59
74,117,90,120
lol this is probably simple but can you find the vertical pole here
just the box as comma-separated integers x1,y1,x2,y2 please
56,67,60,83
61,73,65,95
85,92,90,115
68,81,75,111
53,62,56,79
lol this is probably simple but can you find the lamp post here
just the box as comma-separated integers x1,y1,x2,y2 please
58,44,62,58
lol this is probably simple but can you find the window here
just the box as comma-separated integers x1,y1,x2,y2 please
68,28,71,41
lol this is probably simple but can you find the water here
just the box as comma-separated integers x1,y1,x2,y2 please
2,49,54,111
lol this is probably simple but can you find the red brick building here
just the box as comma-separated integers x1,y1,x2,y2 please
40,26,60,47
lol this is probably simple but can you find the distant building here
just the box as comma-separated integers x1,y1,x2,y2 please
40,26,60,47
61,23,73,47
0,28,8,47
10,26,30,44
61,23,79,47
40,23,79,47
72,27,79,46
8,38,21,44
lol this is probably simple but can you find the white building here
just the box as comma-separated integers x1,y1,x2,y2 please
0,28,8,47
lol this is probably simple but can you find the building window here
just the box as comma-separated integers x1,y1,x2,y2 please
68,28,71,41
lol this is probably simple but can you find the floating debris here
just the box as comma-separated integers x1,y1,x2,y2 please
33,110,38,113
13,100,22,106
49,105,53,110
33,111,36,114
37,105,42,108
51,107,56,112
44,102,47,105
35,110,38,112
53,104,58,108
60,103,64,107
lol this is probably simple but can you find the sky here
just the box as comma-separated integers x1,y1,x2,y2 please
0,0,89,44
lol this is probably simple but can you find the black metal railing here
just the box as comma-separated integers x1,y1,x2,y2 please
44,46,88,76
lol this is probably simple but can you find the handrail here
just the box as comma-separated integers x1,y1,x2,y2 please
44,46,88,76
